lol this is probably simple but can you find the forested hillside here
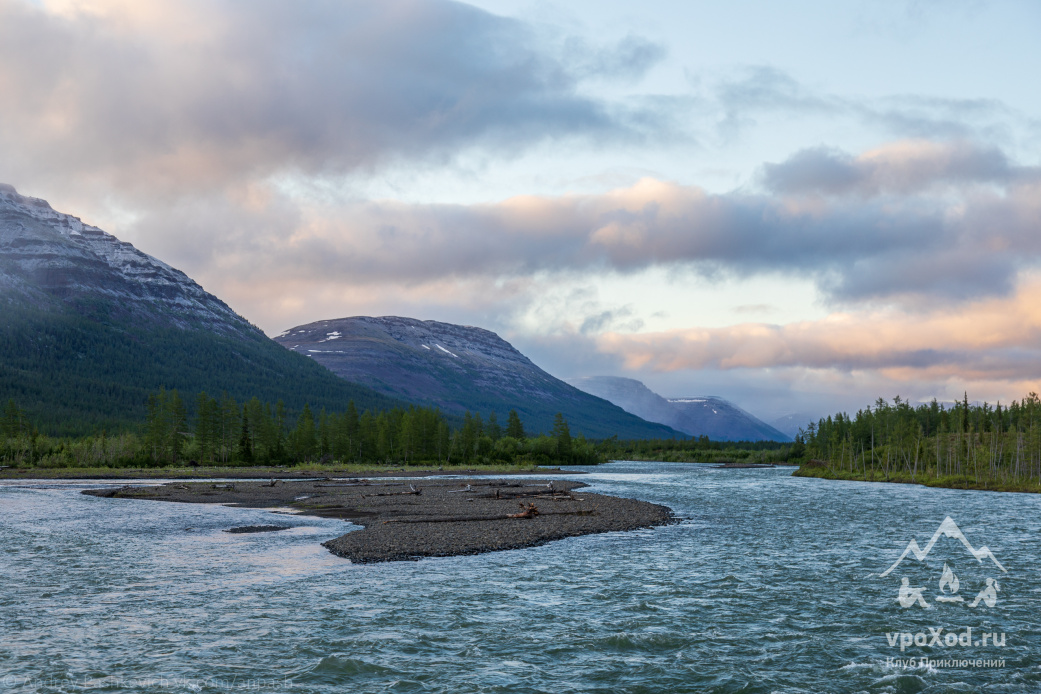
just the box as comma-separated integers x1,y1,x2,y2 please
0,304,401,436
796,393,1041,489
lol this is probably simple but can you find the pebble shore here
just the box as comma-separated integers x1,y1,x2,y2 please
84,478,675,563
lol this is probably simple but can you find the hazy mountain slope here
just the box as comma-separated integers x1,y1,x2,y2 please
274,316,682,439
770,412,820,439
0,184,400,434
666,397,791,442
569,376,791,442
0,184,249,333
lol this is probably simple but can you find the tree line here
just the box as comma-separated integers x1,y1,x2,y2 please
1,390,603,468
800,392,1041,487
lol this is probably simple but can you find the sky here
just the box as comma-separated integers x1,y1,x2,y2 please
1,0,1039,423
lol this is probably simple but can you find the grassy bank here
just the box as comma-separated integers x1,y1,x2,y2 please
598,438,801,465
792,463,1041,493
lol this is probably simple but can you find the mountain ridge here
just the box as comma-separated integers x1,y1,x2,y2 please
0,184,250,334
275,316,683,439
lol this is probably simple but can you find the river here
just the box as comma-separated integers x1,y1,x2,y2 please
1,462,1038,692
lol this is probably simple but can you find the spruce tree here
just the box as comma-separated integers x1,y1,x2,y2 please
170,390,187,464
486,411,502,441
294,403,317,462
2,399,21,438
506,410,526,440
238,407,253,463
552,413,572,458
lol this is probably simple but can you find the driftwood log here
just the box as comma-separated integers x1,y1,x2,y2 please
363,484,421,498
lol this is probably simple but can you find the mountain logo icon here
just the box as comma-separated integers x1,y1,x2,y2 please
881,516,1007,578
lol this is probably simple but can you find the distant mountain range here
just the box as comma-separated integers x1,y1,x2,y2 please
274,316,682,439
0,184,399,434
568,376,791,442
0,183,774,441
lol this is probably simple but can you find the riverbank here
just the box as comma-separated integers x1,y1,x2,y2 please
1,463,584,480
82,478,675,562
793,463,1041,493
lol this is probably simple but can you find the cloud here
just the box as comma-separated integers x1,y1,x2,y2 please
708,66,1026,144
0,0,667,198
562,33,668,84
147,141,1039,317
761,140,1027,196
594,279,1041,382
713,66,837,138
732,304,778,315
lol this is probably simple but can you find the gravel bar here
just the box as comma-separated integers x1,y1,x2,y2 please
83,478,676,563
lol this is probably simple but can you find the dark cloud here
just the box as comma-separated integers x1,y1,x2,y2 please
820,246,1017,303
579,306,643,335
760,147,863,196
0,0,667,197
761,140,1033,197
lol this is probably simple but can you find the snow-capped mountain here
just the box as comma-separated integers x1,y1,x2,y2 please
0,184,248,333
276,316,681,439
568,376,791,442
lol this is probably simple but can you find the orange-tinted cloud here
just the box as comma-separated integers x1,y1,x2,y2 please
596,280,1041,384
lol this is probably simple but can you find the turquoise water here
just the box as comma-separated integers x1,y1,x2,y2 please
1,462,1039,693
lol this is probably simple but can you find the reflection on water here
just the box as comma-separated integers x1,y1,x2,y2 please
2,463,1040,693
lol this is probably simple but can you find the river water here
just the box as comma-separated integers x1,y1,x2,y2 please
1,462,1039,693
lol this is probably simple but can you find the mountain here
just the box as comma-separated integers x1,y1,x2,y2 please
0,183,252,334
568,376,791,442
769,412,820,440
0,184,400,434
274,316,682,439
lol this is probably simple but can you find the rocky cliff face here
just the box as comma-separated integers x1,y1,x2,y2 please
569,376,791,442
276,316,680,439
0,184,250,334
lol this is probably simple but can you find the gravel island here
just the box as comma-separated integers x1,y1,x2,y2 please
84,478,675,563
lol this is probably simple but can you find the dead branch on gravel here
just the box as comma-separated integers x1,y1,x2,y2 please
507,502,539,519
380,504,601,525
314,483,373,488
363,484,421,498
